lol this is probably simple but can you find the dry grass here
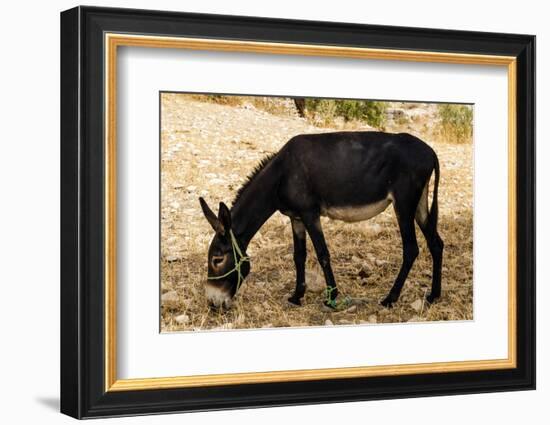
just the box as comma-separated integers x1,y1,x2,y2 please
160,94,473,332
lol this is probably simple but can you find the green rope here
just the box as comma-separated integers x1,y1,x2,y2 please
207,229,249,292
324,286,352,310
324,286,338,308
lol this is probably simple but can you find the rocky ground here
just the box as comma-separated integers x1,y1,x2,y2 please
160,94,473,332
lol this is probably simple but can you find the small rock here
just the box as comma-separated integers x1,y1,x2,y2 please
342,305,357,314
186,185,197,192
368,314,377,323
375,259,389,267
161,291,179,309
325,319,334,326
410,299,423,312
165,255,179,262
306,271,325,293
368,223,383,234
175,314,190,325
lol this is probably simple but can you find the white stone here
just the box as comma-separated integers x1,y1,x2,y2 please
175,314,190,325
161,291,179,309
342,305,357,314
305,270,325,293
411,299,423,312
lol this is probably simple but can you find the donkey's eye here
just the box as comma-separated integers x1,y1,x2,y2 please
212,256,225,267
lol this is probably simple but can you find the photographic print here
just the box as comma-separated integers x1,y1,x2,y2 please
160,93,474,332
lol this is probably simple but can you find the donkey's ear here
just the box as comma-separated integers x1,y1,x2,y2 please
199,197,225,235
218,202,232,233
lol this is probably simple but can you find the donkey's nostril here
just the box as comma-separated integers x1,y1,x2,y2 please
212,256,224,267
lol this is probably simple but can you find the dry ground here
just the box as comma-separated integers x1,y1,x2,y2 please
160,94,473,332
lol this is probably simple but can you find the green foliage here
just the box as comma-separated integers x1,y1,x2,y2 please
337,100,387,128
437,104,473,144
304,99,387,128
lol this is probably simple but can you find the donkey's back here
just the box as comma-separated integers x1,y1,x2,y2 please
277,131,438,217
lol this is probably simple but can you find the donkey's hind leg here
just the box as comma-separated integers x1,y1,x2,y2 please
415,188,444,304
381,195,420,308
300,212,339,307
288,218,307,306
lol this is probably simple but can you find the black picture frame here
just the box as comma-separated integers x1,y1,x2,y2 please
60,5,535,419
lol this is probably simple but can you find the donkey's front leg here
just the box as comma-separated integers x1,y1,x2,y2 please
288,218,307,306
301,213,339,307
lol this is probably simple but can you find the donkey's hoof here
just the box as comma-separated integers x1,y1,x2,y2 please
426,293,440,304
380,299,393,308
380,295,396,308
287,296,302,307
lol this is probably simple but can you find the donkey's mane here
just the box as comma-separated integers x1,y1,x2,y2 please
232,152,277,206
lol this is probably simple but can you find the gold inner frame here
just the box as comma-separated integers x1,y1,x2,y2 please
104,33,517,392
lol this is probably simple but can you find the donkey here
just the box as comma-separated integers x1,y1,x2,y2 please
199,131,443,310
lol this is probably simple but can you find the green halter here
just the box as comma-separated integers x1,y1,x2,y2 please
207,229,250,292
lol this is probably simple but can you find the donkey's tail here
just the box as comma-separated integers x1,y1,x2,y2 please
428,153,440,232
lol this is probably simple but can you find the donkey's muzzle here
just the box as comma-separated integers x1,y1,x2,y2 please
205,282,233,310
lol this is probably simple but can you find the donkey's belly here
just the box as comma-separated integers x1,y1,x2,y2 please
321,198,392,223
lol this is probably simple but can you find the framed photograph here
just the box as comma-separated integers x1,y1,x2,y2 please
60,6,535,419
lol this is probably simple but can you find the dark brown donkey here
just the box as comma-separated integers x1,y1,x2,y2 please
199,131,443,310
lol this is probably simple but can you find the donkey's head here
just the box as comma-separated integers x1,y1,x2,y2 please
199,197,250,309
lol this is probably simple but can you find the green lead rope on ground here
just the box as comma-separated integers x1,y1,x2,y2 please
207,229,249,292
